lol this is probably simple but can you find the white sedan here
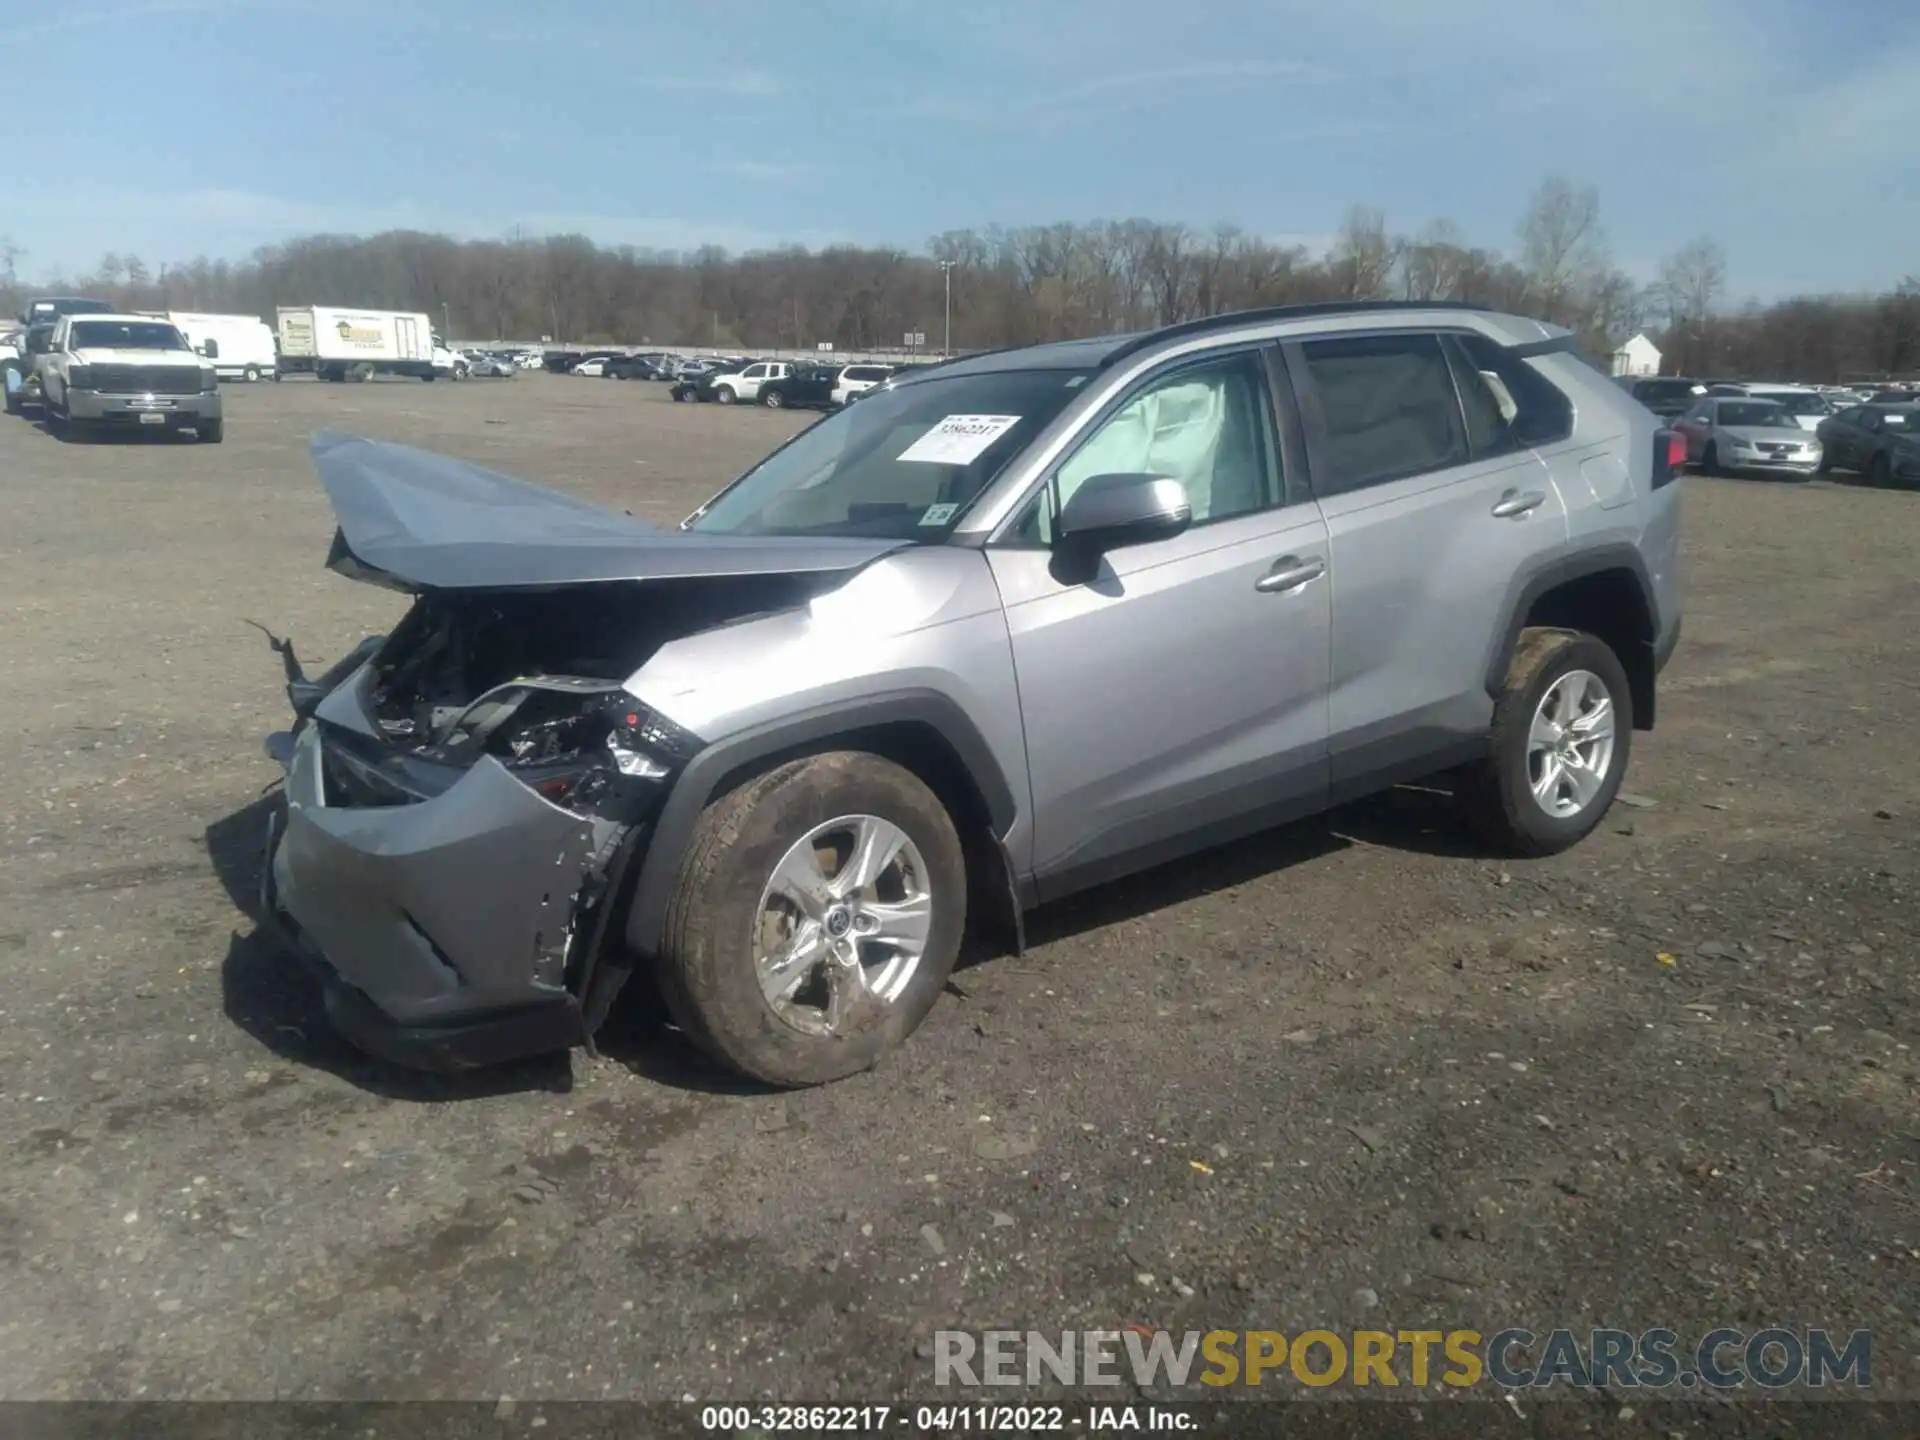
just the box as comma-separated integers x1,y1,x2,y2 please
571,357,610,377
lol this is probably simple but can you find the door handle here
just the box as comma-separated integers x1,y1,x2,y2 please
1254,555,1326,593
1490,489,1546,519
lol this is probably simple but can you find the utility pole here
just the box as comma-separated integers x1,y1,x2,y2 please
938,260,956,357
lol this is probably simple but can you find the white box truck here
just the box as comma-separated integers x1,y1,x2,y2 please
276,306,463,382
159,312,279,382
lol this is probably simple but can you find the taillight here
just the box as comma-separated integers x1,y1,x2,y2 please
1653,428,1685,489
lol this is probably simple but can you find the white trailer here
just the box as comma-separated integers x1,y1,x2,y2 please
276,306,457,382
160,312,279,382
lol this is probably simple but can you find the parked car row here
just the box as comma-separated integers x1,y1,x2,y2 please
666,357,919,409
1670,391,1919,487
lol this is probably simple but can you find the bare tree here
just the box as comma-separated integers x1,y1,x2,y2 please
1518,176,1607,323
1330,206,1393,300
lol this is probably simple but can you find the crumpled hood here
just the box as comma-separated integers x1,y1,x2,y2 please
311,431,908,591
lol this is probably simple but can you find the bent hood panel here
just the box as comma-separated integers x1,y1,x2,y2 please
311,431,907,590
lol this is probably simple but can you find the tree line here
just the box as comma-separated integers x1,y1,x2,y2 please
4,176,1917,381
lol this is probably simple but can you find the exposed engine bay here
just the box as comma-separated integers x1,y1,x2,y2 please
363,574,825,769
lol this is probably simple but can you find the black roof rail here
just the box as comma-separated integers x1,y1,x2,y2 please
1098,300,1501,370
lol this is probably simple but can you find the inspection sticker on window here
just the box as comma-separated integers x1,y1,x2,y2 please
918,502,959,527
897,414,1022,465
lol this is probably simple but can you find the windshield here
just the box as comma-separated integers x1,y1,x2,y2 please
688,367,1091,539
1718,402,1794,428
1750,391,1829,416
70,321,189,351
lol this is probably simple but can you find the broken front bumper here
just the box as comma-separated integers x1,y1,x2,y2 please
261,721,632,1071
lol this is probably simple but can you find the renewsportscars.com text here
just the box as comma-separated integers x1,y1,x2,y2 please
932,1326,1872,1391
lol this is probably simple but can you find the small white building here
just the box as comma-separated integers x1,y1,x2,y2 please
1610,333,1662,378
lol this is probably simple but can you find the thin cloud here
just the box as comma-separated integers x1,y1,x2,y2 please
0,0,226,42
715,159,817,185
640,71,784,97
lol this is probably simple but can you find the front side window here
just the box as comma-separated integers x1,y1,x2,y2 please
69,321,189,351
687,366,1089,540
1300,332,1468,495
1052,352,1280,528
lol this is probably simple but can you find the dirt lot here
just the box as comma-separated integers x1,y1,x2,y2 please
0,374,1914,1418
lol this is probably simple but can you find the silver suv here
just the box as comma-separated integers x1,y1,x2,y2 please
260,302,1683,1086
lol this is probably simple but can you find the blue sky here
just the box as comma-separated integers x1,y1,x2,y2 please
2,0,1916,298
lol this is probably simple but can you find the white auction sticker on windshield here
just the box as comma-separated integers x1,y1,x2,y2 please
918,502,959,526
897,414,1022,465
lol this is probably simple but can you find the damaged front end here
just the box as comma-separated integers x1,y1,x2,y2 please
257,435,896,1071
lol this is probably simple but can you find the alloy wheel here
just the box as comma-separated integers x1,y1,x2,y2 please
1526,669,1617,818
753,814,933,1039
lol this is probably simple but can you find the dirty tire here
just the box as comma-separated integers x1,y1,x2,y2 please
198,419,224,444
1699,442,1718,477
714,386,736,405
763,387,785,409
243,365,261,383
1457,627,1632,858
1867,453,1891,489
656,752,967,1087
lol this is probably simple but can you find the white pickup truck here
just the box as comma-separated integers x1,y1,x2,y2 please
38,313,221,442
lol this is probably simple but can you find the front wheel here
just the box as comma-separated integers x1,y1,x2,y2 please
1867,453,1892,488
1457,628,1632,858
713,386,736,405
656,753,967,1087
198,419,224,443
1699,442,1719,476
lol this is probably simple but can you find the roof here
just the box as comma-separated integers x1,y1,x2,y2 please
62,313,182,326
898,301,1549,384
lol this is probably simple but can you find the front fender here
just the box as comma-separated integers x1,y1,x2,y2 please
622,688,1021,959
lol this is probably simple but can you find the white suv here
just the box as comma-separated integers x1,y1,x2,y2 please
711,361,789,404
831,364,894,406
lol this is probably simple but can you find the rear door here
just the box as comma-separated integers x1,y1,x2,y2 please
1285,328,1569,793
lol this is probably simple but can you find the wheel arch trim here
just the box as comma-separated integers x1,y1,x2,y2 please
623,689,1019,959
1482,543,1661,729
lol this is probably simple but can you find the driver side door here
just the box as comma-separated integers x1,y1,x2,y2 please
986,346,1332,901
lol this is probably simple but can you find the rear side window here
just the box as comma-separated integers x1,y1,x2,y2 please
1298,332,1467,495
1450,332,1575,451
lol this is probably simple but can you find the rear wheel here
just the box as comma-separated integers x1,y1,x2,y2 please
3,368,19,415
762,388,785,409
657,753,967,1087
198,419,224,443
242,365,261,383
1458,628,1631,858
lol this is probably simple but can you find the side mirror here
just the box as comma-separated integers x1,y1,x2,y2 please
1056,473,1192,561
198,339,219,359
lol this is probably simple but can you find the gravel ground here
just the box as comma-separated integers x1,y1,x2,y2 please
0,374,1913,1422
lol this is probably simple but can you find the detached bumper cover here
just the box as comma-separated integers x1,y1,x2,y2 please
262,723,609,1070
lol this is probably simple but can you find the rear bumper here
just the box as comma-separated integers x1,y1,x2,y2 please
259,720,626,1071
67,389,221,423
